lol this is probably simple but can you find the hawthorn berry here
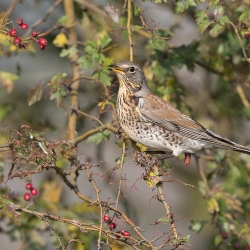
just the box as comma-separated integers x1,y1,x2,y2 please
16,18,23,26
123,230,130,237
221,232,228,239
31,188,38,196
39,44,46,50
244,33,250,40
25,183,33,190
109,222,117,230
24,193,31,201
9,29,17,37
39,38,47,46
234,242,241,249
103,215,111,223
31,31,38,37
21,23,28,30
116,231,122,238
14,37,21,46
240,23,247,29
208,14,214,20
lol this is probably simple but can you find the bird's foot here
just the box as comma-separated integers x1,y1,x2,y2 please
157,153,174,162
184,153,192,165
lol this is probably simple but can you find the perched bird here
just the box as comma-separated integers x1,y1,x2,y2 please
109,61,250,165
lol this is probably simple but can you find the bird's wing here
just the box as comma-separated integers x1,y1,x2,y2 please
137,94,235,148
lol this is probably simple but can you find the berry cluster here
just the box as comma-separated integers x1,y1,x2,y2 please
240,23,250,40
103,214,130,238
23,182,38,201
8,18,48,50
221,231,250,249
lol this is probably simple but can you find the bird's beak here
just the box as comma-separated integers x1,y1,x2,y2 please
108,64,125,74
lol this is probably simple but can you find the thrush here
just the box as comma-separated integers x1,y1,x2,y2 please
109,61,250,164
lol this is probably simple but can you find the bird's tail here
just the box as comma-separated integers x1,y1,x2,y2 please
232,144,250,155
206,129,250,155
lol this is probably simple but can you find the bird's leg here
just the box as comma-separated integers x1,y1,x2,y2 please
184,153,192,165
157,153,174,162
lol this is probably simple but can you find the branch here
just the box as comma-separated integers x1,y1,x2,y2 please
74,0,152,39
85,164,103,250
115,141,126,209
236,83,250,108
25,0,63,36
156,183,178,239
126,0,133,61
73,124,118,145
230,21,248,60
63,0,81,187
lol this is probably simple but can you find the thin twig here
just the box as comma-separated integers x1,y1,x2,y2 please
74,0,151,39
126,0,133,61
157,183,178,239
25,0,63,36
236,84,250,108
115,141,126,209
73,124,117,145
230,22,248,60
195,155,211,196
75,108,104,126
85,164,103,250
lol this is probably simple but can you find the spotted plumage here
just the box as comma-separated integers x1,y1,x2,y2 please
109,61,250,164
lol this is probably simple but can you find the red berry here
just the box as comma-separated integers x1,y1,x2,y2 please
123,230,130,237
25,183,33,190
21,23,28,30
16,18,23,26
14,37,22,46
9,29,17,37
116,231,122,238
109,222,116,230
31,188,38,196
245,245,250,250
208,14,214,20
39,44,46,50
241,23,247,29
103,215,111,223
221,232,228,239
24,193,31,201
31,31,38,37
244,33,250,40
234,242,241,249
38,38,47,46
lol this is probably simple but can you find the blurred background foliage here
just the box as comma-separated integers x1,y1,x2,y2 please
0,0,250,249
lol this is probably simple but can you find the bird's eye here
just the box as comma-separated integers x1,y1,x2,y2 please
129,67,135,73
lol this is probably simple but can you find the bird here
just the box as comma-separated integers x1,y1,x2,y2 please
108,60,250,165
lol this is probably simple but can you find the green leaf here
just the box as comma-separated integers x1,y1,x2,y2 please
157,217,172,223
209,23,224,37
87,130,111,144
59,45,78,58
189,220,206,234
100,34,112,48
218,15,230,25
57,15,72,25
198,19,213,34
214,234,223,246
239,9,250,22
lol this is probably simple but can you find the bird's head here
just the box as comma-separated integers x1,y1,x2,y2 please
109,61,150,94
